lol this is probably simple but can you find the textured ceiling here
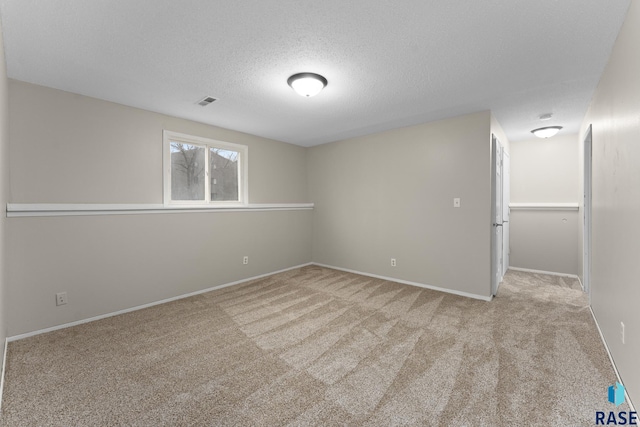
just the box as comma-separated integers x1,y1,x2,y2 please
0,0,631,147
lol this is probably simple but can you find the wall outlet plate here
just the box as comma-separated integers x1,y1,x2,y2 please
56,292,68,306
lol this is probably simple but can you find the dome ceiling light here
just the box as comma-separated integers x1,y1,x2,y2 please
287,72,327,97
531,126,563,138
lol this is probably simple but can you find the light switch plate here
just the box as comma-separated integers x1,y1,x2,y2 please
454,198,461,208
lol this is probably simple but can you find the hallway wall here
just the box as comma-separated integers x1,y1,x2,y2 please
580,0,640,406
509,134,580,275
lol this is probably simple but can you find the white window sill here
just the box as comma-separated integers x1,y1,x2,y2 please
6,203,314,217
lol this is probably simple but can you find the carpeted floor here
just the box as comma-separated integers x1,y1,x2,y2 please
0,266,630,426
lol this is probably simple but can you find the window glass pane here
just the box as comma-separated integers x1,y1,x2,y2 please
170,142,205,200
210,147,239,201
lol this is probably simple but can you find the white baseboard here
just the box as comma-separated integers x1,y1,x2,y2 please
589,307,636,412
508,266,580,279
312,263,492,302
7,262,313,342
0,337,8,412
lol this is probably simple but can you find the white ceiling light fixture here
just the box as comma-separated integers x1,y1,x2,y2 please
531,126,563,138
287,72,328,97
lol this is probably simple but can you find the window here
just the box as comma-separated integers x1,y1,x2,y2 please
163,131,248,205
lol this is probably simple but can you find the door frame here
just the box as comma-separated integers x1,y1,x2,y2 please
583,125,593,296
502,150,510,276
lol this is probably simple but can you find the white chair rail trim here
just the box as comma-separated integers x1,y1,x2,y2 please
7,203,314,217
509,203,579,211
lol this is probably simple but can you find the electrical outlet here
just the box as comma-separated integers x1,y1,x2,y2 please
56,292,68,306
621,322,625,344
391,258,396,267
243,256,249,265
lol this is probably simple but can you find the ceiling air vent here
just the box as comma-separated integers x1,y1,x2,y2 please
197,96,217,106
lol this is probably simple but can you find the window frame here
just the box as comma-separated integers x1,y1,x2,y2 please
163,130,248,206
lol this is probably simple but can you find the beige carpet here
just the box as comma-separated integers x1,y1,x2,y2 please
1,266,630,426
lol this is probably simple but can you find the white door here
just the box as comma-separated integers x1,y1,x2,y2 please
491,136,504,296
502,151,510,276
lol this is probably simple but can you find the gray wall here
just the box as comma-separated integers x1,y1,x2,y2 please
509,134,580,274
510,135,579,203
7,81,312,336
8,211,311,335
580,0,639,406
509,210,578,274
9,81,308,204
7,84,507,335
0,14,9,362
308,111,494,299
